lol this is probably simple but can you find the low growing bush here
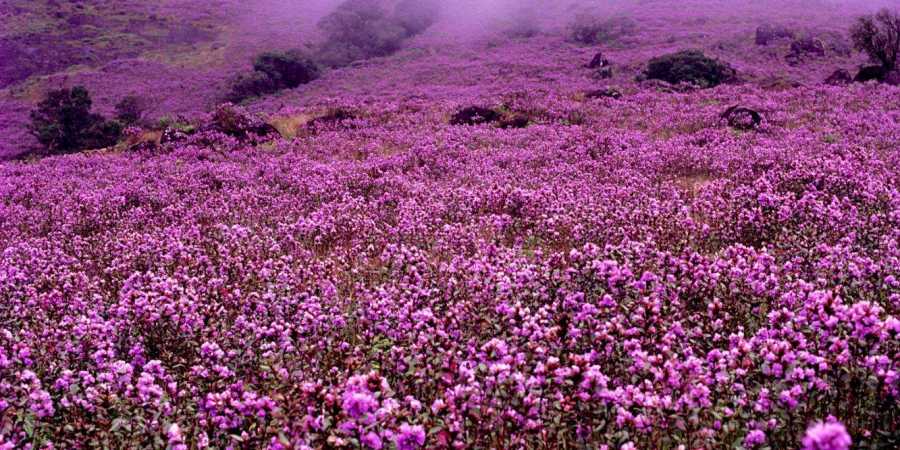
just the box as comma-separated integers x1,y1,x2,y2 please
312,0,441,68
28,86,123,154
316,0,409,67
228,51,319,103
393,0,440,37
569,14,637,45
851,8,900,72
115,95,145,126
643,50,736,88
755,23,795,46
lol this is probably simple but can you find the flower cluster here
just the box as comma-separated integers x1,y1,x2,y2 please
0,1,898,448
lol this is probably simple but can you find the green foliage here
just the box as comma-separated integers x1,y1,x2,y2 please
252,51,320,89
115,95,144,126
84,119,124,150
157,116,196,134
644,50,737,88
28,86,122,154
568,15,637,45
228,51,319,103
314,0,439,68
850,8,900,71
316,1,408,67
393,0,440,36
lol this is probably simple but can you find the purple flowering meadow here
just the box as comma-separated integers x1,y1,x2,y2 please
1,0,899,448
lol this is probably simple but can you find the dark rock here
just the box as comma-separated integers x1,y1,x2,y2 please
127,139,159,153
721,106,762,130
450,106,502,126
755,24,794,46
885,70,900,86
854,65,887,83
586,52,610,69
592,66,614,79
308,109,356,128
759,76,803,91
816,31,852,57
639,79,677,93
790,37,826,56
211,103,278,139
160,128,188,144
786,37,826,65
585,87,623,99
824,69,853,85
499,115,530,129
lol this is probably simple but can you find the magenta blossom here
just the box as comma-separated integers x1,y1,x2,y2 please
801,421,852,450
395,424,426,450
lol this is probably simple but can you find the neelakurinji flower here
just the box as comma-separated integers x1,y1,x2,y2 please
801,420,852,450
394,424,426,450
0,2,898,449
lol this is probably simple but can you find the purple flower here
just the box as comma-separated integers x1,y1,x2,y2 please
167,423,188,450
361,431,383,449
801,421,852,450
744,429,766,447
394,424,426,450
342,391,378,419
28,389,55,418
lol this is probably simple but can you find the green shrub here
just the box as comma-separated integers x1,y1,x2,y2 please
314,0,438,68
317,1,408,67
644,50,736,88
228,51,320,103
28,86,122,154
850,8,900,71
569,15,637,45
253,51,320,89
393,0,440,37
115,95,145,126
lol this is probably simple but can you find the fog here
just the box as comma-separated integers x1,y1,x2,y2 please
232,0,899,49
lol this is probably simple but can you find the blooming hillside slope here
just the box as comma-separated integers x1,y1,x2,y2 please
0,1,899,449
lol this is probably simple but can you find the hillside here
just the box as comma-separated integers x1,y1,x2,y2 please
0,1,899,448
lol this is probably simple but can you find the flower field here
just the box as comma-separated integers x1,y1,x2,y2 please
0,1,898,449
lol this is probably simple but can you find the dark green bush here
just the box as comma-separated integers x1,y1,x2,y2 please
316,1,408,67
84,119,125,149
393,0,440,37
28,86,122,153
755,24,795,46
115,95,145,126
227,71,280,103
314,0,438,68
644,50,736,88
851,8,900,71
253,51,320,89
228,51,319,103
569,15,637,45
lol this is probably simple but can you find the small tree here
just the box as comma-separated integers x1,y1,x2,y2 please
227,72,279,103
393,0,440,37
227,51,320,103
850,9,900,71
314,0,432,67
252,51,320,89
115,95,145,126
644,50,736,88
29,86,122,153
569,14,637,45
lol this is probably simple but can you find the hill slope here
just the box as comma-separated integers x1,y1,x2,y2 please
0,1,899,448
